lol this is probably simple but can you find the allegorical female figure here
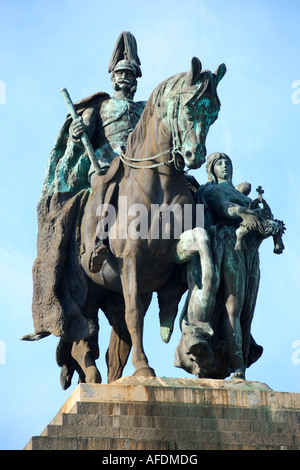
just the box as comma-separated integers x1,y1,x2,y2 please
175,152,267,380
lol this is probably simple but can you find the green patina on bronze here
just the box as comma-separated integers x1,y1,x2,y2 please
40,32,145,201
27,29,227,389
41,95,146,200
175,152,285,381
25,31,284,391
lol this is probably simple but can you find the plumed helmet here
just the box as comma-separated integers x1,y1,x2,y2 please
113,59,138,76
108,31,142,78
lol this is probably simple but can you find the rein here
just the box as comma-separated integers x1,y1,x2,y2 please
120,147,176,170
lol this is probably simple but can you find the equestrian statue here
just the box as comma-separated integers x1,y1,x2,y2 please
23,32,284,389
22,31,228,389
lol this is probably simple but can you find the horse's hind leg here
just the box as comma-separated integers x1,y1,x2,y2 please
69,280,103,384
106,317,132,383
71,338,102,384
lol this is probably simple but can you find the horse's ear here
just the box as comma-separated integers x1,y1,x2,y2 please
214,63,227,86
186,57,202,86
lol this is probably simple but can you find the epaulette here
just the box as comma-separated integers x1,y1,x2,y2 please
73,91,110,114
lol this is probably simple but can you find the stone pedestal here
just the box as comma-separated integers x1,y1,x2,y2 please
24,377,300,450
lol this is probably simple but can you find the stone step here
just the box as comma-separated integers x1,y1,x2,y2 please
49,400,300,443
24,434,296,451
24,378,300,451
41,421,299,448
54,409,299,437
57,399,300,423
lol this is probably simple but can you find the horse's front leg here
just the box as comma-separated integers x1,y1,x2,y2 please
119,256,156,378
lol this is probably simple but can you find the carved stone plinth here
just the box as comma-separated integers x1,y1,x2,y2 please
24,377,300,450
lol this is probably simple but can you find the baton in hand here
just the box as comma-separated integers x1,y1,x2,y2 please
60,87,102,174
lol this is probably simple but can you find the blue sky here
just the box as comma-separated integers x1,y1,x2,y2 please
0,0,299,450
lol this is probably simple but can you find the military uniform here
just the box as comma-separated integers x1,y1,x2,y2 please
71,96,146,175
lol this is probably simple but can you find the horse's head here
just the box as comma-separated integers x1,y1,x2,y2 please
168,57,226,169
126,58,226,171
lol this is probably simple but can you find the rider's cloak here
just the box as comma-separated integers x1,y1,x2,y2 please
31,92,109,343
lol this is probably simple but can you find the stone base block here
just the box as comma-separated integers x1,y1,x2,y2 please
24,377,300,451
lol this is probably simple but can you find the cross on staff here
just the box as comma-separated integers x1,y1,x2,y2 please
256,185,264,196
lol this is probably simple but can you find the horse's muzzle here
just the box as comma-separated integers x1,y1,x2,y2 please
185,146,206,169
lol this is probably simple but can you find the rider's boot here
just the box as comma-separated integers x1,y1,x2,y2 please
89,240,109,273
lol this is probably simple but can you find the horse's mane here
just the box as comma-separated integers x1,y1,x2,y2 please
125,73,186,155
125,69,218,156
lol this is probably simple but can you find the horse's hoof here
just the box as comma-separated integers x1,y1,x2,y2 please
85,368,102,384
160,325,173,343
60,364,73,390
133,366,156,378
230,370,245,381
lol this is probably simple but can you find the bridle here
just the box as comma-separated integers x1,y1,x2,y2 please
119,95,194,172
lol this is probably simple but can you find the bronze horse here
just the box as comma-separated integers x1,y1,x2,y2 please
70,58,226,383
